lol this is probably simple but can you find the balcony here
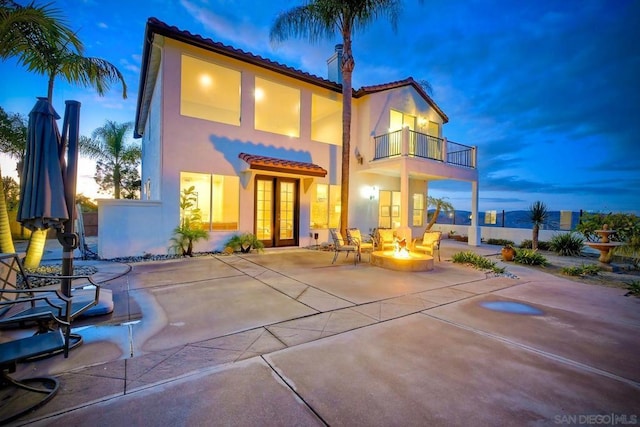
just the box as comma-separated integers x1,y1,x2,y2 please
373,129,476,169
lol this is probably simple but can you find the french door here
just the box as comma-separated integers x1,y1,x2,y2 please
255,176,299,247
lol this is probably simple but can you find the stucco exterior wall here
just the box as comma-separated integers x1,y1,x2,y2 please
98,200,165,259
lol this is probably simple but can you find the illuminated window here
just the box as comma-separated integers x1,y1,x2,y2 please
311,94,341,145
310,184,341,229
390,109,415,131
484,210,497,225
254,77,300,137
378,190,401,229
180,172,239,231
412,193,424,226
427,121,439,137
180,55,241,126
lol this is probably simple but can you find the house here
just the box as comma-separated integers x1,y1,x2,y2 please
97,17,480,259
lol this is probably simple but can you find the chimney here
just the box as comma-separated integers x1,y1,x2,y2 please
327,44,343,84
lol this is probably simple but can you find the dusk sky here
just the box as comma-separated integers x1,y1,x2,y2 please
1,0,638,214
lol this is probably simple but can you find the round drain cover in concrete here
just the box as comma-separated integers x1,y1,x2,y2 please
480,301,543,315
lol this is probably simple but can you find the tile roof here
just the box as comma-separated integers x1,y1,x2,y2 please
239,153,327,177
135,18,449,135
355,77,449,123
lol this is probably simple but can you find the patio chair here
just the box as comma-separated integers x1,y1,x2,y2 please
374,228,395,251
347,228,374,262
329,229,358,265
0,291,70,424
0,253,103,358
413,231,442,261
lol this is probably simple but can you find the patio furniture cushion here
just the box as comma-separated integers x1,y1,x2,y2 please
414,231,442,261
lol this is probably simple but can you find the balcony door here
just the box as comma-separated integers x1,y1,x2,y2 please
255,176,298,247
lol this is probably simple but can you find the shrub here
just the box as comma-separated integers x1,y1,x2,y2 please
170,186,209,256
224,232,265,253
514,249,548,266
560,264,600,276
519,239,551,251
625,280,640,297
549,233,584,256
452,251,505,274
486,238,514,247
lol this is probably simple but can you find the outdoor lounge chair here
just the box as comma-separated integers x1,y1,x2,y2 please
0,253,103,358
347,228,374,262
413,231,442,261
329,229,358,265
374,228,395,251
0,285,71,423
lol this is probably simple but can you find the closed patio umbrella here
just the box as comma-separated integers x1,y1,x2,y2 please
17,97,69,231
17,98,81,297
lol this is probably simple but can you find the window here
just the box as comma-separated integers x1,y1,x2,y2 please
412,193,424,226
390,109,415,131
378,190,401,229
254,77,300,137
180,172,239,231
180,55,241,126
311,94,342,145
484,210,497,225
427,121,439,137
310,184,341,229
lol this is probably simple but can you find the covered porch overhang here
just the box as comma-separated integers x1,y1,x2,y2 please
361,157,481,246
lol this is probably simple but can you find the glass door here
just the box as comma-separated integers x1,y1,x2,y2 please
255,176,299,247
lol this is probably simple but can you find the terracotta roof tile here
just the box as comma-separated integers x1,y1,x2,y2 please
239,153,327,177
355,77,449,123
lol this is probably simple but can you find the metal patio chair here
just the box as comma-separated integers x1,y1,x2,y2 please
347,228,374,262
329,229,358,265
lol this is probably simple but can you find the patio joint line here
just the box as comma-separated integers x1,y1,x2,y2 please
261,355,330,426
217,255,356,310
422,313,640,390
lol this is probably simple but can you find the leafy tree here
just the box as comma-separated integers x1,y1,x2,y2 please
271,0,410,237
76,193,97,212
425,196,454,231
529,200,548,250
170,186,209,256
0,106,27,176
83,121,141,199
1,176,19,211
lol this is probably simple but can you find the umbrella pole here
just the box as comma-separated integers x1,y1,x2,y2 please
59,101,81,297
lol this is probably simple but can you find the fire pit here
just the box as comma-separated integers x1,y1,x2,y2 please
370,238,433,272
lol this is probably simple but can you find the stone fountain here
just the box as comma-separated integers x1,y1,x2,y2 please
584,224,623,264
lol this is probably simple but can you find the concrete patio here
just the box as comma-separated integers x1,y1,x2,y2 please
7,240,640,426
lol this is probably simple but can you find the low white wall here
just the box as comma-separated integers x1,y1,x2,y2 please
431,224,569,245
98,199,166,259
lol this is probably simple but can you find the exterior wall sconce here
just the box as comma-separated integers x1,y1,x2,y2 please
369,186,377,200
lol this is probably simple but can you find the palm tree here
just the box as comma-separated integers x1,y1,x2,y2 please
83,121,141,199
270,0,407,237
529,200,548,250
2,1,127,269
425,196,454,231
0,0,81,60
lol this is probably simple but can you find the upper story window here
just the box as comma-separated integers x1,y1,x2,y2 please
254,77,300,137
180,55,241,126
311,94,342,145
390,110,416,131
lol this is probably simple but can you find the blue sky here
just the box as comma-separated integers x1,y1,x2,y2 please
1,0,639,213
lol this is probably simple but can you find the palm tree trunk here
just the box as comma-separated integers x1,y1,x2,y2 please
114,164,121,199
0,170,16,253
425,205,441,232
339,37,354,237
23,229,47,269
532,225,539,250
